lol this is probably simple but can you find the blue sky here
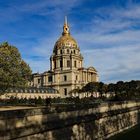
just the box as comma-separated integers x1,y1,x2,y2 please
0,0,140,83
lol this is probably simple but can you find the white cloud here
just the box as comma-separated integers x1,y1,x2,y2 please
73,3,140,82
80,30,140,45
1,1,140,83
24,2,140,83
83,44,140,83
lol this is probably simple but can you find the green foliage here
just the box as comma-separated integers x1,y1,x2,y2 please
98,82,107,98
82,82,98,93
108,80,140,101
72,80,140,101
0,42,32,94
35,96,44,105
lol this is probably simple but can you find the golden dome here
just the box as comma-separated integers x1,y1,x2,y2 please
54,34,78,49
53,16,79,52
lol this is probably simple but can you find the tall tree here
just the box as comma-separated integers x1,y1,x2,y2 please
108,83,115,97
82,82,98,97
98,82,104,98
116,81,124,94
0,42,32,94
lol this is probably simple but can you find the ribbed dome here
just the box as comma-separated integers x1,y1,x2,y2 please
53,16,79,52
54,34,78,51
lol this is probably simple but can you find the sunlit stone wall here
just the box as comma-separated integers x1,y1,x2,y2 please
0,101,140,140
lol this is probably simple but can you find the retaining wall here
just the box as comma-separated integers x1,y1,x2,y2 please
0,101,140,140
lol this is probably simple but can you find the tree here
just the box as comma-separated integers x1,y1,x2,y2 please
98,82,104,98
129,80,137,96
115,81,125,100
108,83,115,97
0,42,32,94
69,88,80,97
82,82,99,97
116,81,124,93
98,82,108,98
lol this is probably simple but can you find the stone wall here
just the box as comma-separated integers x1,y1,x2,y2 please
0,101,140,140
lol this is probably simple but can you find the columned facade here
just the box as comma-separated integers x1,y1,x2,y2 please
32,17,99,98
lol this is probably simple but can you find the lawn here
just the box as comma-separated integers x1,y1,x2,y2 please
109,124,140,140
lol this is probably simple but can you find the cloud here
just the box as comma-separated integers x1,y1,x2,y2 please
0,0,83,23
76,29,140,48
23,1,140,83
72,2,140,82
83,44,140,83
1,0,140,83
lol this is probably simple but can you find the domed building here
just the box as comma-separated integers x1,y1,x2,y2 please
32,17,99,98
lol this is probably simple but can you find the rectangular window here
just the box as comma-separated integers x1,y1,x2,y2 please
67,60,70,67
76,75,78,80
64,75,67,81
48,76,52,82
38,79,41,84
74,61,77,67
60,60,63,67
64,88,67,96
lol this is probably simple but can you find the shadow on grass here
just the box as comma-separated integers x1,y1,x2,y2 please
108,124,140,140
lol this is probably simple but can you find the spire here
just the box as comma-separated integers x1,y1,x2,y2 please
64,16,67,25
62,16,70,35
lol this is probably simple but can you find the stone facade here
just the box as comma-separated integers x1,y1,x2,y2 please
32,17,99,98
0,88,60,99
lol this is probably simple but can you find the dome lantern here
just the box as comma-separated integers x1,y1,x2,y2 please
62,16,70,35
